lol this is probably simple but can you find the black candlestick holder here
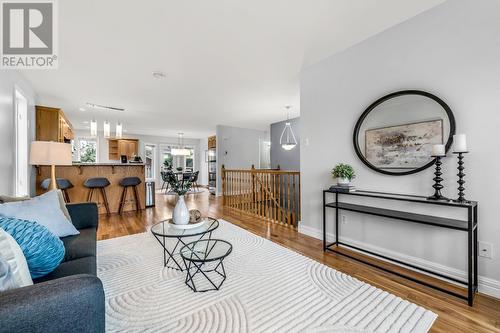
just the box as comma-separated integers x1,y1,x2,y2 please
427,155,450,201
453,151,469,203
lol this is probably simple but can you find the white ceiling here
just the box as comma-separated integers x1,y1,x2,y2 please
21,0,445,138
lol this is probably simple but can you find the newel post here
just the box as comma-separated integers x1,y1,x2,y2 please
221,164,226,205
251,164,256,204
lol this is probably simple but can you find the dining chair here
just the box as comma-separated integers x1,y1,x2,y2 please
181,172,193,187
191,171,200,191
160,171,168,192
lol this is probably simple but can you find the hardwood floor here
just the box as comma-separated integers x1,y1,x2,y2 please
98,189,500,332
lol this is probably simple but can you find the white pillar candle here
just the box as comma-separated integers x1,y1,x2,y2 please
431,144,446,156
453,134,467,152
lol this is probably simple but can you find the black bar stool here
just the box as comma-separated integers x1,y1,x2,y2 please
41,178,74,203
84,177,111,215
119,177,142,214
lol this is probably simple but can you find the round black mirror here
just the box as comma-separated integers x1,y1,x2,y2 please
353,90,456,176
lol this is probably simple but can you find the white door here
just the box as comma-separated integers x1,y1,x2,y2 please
259,139,271,169
15,90,29,196
144,144,157,181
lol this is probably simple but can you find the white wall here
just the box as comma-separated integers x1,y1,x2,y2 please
300,0,500,297
198,137,209,186
0,71,37,196
73,130,203,186
216,125,269,195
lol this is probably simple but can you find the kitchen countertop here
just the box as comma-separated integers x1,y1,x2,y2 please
70,162,145,166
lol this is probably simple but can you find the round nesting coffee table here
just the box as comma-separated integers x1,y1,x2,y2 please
180,239,232,292
151,217,219,271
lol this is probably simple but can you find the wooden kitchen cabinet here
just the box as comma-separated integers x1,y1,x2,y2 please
36,106,74,143
108,139,139,160
208,135,216,149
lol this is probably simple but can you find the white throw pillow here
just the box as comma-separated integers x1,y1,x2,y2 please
0,228,33,290
0,190,79,237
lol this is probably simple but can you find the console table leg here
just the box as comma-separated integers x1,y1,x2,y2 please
323,191,326,251
468,207,473,306
474,206,478,292
335,193,339,245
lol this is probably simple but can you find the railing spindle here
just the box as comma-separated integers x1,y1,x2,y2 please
221,167,300,227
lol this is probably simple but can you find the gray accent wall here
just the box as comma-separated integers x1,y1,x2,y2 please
270,117,300,171
216,125,269,195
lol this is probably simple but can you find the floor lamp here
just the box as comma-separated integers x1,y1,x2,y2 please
30,141,72,190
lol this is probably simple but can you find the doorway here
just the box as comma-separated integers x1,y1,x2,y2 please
259,139,271,169
144,143,157,181
14,89,29,196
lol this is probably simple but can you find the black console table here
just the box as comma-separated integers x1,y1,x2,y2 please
322,189,478,306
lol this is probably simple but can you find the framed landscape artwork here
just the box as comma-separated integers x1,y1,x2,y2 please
365,119,443,169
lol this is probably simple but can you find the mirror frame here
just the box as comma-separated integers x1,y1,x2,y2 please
353,90,456,176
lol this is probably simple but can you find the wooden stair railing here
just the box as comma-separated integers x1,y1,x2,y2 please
221,165,300,227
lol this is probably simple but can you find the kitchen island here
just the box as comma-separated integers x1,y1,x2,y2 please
36,163,146,214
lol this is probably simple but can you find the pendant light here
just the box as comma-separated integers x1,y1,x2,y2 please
103,120,110,138
116,122,123,139
280,106,297,150
171,132,190,156
90,118,97,137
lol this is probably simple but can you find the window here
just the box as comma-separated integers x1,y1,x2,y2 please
161,146,173,170
15,89,28,196
144,144,156,180
160,144,195,172
73,137,98,163
185,148,195,172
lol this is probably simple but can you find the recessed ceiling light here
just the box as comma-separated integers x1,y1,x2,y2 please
79,107,86,112
152,71,167,79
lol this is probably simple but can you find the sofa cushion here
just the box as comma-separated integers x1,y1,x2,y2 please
0,217,65,279
0,190,79,237
0,228,33,289
61,228,96,262
33,256,96,283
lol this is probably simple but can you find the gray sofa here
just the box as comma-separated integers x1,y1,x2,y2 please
0,202,105,333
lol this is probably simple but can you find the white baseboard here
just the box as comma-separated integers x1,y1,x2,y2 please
298,224,500,300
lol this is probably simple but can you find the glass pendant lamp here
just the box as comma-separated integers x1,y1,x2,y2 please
116,122,123,139
171,133,190,156
90,118,97,137
103,120,110,138
280,106,297,150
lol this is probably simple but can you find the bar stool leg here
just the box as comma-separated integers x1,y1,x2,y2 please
119,186,128,215
63,189,71,203
133,185,141,211
100,188,111,215
87,188,94,202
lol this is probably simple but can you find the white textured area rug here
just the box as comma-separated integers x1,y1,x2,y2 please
97,220,437,333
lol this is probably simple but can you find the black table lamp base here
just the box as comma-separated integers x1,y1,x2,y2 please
453,151,469,203
427,155,450,201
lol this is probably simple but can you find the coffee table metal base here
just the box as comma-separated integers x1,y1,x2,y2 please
183,259,227,292
152,231,213,271
180,239,232,292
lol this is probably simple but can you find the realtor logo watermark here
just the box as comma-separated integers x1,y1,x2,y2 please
1,0,58,69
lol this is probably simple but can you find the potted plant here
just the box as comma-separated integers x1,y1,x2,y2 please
163,159,173,171
166,173,194,225
331,163,356,185
176,166,183,172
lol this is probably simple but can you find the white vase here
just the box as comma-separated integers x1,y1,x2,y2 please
173,195,189,225
337,177,350,186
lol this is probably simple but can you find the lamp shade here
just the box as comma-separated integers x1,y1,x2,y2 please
171,148,191,156
29,141,72,166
